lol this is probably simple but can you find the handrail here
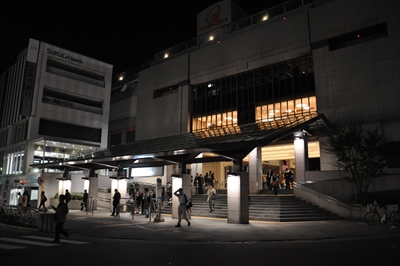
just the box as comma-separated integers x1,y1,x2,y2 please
292,182,360,211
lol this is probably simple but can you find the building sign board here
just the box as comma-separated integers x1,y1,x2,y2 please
131,167,163,177
19,61,37,116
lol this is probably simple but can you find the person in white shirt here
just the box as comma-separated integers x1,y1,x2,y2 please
173,188,191,227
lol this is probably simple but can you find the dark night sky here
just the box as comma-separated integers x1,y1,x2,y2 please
1,0,285,75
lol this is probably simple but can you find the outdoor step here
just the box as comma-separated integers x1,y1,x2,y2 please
161,195,343,222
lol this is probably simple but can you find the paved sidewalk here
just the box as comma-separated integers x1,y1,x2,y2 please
58,209,400,243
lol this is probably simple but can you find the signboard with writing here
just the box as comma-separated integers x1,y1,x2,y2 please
19,61,37,116
197,1,231,36
130,167,164,177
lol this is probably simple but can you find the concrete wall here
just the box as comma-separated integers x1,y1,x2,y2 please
311,0,400,127
136,55,190,140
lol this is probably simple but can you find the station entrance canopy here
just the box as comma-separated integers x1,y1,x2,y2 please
32,113,332,173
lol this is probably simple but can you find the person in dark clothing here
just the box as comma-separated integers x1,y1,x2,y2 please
272,173,280,196
65,189,72,205
135,190,142,214
167,182,172,199
38,191,47,210
52,194,69,242
110,189,121,216
81,189,88,211
267,167,274,190
284,168,294,189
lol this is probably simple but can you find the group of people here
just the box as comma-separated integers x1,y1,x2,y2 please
193,170,217,194
121,187,159,218
263,167,294,195
17,191,31,207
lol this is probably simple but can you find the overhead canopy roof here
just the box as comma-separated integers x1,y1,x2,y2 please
32,113,332,173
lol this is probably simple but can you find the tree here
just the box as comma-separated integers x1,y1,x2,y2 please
326,121,387,204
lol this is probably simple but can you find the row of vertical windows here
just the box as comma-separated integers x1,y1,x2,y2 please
0,145,25,175
192,56,315,131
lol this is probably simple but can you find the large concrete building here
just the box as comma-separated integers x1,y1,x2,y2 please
109,0,399,191
3,0,399,219
0,39,113,206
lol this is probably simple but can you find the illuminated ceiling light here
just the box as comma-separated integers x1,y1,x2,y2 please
209,35,214,41
119,76,124,81
164,53,169,58
286,109,292,113
262,14,269,21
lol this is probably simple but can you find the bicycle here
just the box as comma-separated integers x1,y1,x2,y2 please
364,200,399,229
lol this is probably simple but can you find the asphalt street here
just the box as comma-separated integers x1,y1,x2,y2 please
1,209,399,265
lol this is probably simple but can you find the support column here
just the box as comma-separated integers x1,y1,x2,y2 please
293,131,309,183
248,147,262,193
227,171,249,224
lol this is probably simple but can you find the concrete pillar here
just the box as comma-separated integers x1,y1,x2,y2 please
227,171,249,224
293,131,309,182
248,147,262,193
89,176,98,209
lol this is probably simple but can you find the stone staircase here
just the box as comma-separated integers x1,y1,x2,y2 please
161,193,343,222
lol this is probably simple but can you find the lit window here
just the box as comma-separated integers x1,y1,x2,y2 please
193,111,238,132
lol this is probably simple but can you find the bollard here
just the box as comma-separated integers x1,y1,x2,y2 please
153,199,165,222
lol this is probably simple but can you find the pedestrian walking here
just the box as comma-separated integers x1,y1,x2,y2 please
51,194,69,242
81,189,88,211
17,192,23,206
174,188,191,227
38,191,47,210
65,189,72,204
207,184,217,212
111,189,121,216
272,173,280,195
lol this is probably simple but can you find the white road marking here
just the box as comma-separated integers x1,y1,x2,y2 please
23,235,90,244
0,237,59,246
0,243,25,250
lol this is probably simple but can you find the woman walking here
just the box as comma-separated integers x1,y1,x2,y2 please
51,194,69,242
207,185,217,212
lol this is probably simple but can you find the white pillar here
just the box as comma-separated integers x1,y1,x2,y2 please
89,176,98,209
248,147,262,193
227,172,249,224
171,176,182,219
83,179,90,192
293,131,309,182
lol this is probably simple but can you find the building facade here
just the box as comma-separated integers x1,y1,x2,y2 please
109,0,399,196
5,0,398,208
0,39,113,205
